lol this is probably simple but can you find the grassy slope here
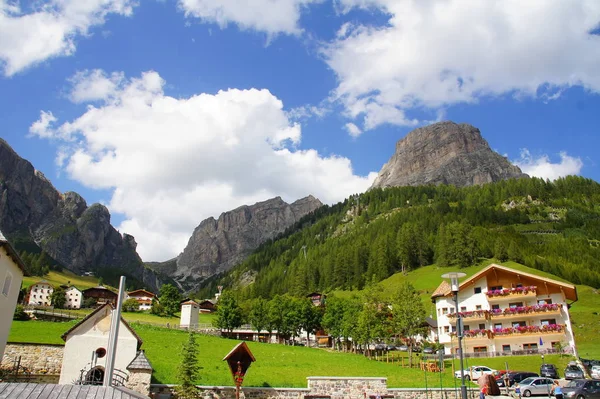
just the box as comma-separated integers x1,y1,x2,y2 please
21,270,109,291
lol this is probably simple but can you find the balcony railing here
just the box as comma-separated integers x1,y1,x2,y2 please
490,303,562,318
447,310,489,321
486,286,537,300
454,324,565,340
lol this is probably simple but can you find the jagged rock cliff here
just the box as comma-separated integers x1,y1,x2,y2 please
161,195,323,291
371,121,528,189
0,138,162,291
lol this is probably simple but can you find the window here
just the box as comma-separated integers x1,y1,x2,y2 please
2,272,12,297
476,305,482,310
515,283,523,288
33,294,36,298
509,302,523,308
474,287,482,294
461,306,467,312
523,343,538,350
463,325,470,331
490,285,503,291
494,323,502,329
492,304,500,310
512,321,527,328
474,347,487,353
540,319,557,326
34,288,38,292
479,323,485,330
502,345,511,352
444,326,450,333
450,308,455,314
442,308,448,315
538,299,552,305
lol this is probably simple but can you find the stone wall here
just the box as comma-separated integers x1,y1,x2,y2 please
127,370,152,396
3,342,64,375
150,378,484,399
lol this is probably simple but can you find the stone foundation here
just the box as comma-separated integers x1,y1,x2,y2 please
3,342,64,375
150,377,483,399
127,369,152,396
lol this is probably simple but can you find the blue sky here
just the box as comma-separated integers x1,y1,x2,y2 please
1,0,599,261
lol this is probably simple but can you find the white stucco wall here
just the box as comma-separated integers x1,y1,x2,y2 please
0,246,24,361
59,306,139,384
65,287,82,309
180,303,199,328
28,282,53,306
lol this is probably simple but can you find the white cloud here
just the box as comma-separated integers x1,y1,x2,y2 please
68,69,125,103
177,0,319,36
344,122,362,138
33,69,376,261
323,0,600,131
513,149,583,181
0,0,137,76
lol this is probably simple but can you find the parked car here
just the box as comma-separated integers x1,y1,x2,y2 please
386,344,397,351
591,366,600,379
455,366,497,381
540,363,560,379
397,345,408,352
517,377,555,397
563,379,600,399
565,364,585,380
496,371,539,387
423,347,435,354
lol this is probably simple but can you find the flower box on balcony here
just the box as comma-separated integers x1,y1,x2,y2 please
486,286,537,298
492,324,564,336
490,303,561,317
447,310,489,319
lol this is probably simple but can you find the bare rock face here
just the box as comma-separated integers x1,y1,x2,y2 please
168,195,323,290
0,138,162,291
371,121,528,189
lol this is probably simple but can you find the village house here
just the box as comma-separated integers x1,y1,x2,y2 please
59,303,152,395
64,285,83,309
307,292,325,306
198,299,216,313
432,264,577,356
126,289,157,311
0,230,26,360
83,286,118,307
27,280,53,306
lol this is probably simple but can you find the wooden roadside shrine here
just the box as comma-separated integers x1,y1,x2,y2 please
223,342,256,399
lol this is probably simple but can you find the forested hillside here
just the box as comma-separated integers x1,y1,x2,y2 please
195,176,600,299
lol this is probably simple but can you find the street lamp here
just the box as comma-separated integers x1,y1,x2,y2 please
442,272,467,399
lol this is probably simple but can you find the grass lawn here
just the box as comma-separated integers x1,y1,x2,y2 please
7,320,576,388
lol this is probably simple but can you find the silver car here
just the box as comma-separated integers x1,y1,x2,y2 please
518,377,555,397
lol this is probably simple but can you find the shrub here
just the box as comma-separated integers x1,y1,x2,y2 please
13,305,30,321
122,298,140,312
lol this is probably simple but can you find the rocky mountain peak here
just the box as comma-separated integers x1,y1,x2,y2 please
370,121,528,189
163,195,323,291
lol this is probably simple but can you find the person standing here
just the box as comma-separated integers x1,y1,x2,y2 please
553,380,563,399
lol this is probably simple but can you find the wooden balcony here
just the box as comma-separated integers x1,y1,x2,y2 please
448,310,490,323
489,304,562,319
486,286,537,303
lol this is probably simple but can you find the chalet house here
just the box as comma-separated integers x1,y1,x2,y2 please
64,286,83,309
28,280,54,306
126,289,157,311
83,286,118,306
307,292,325,306
0,230,26,360
59,303,152,395
432,264,577,356
199,299,216,313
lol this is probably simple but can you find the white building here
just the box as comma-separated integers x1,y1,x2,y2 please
432,264,578,356
126,289,157,311
65,286,83,309
59,303,147,387
0,230,26,360
28,280,53,306
180,300,199,328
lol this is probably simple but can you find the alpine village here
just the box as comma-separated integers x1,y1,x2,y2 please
0,120,599,399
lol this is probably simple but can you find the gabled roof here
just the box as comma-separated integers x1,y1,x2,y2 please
431,281,451,299
61,303,143,349
433,264,578,302
127,289,157,298
181,300,198,306
30,280,54,289
127,350,153,371
0,229,28,275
